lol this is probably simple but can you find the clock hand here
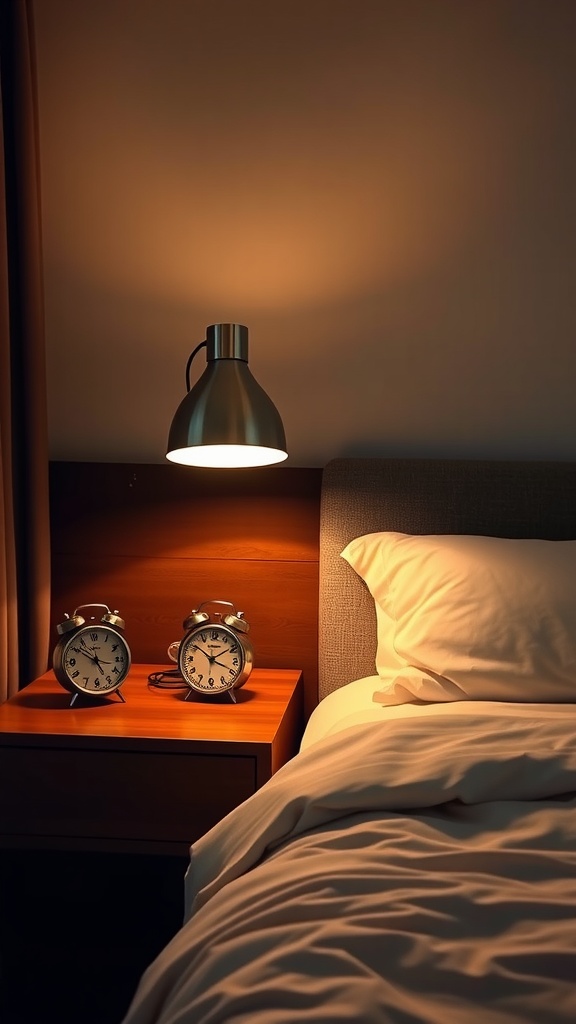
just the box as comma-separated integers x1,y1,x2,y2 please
78,644,105,673
188,644,234,672
212,658,234,670
191,643,210,657
190,643,224,666
91,655,112,671
73,644,98,663
75,643,112,673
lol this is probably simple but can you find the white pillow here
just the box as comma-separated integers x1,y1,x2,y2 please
341,531,576,705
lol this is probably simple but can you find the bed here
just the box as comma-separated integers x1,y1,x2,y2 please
121,457,576,1024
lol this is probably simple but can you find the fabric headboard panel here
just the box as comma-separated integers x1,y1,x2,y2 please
319,457,576,701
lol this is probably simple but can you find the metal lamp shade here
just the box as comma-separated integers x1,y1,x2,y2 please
166,324,287,468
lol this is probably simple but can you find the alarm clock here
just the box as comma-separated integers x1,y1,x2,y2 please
177,600,253,702
53,603,131,706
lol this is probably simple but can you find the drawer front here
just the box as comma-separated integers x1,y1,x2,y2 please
0,748,256,845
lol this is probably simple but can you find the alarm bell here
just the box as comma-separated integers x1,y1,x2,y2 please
222,610,249,633
56,613,86,635
182,609,210,631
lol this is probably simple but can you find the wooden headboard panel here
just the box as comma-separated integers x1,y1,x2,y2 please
319,457,576,701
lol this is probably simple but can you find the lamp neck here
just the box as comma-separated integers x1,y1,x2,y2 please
206,323,248,361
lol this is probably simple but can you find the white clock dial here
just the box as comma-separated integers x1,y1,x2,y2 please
63,626,130,693
180,626,246,694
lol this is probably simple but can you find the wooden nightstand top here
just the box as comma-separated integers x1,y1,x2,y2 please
0,666,304,854
0,665,303,752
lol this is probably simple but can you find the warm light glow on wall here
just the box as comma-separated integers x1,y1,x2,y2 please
36,5,538,312
37,2,576,466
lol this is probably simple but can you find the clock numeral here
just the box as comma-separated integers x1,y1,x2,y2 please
90,632,98,641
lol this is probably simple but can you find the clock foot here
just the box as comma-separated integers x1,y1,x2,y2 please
68,689,127,707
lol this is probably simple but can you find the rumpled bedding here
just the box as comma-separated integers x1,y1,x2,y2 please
122,711,576,1024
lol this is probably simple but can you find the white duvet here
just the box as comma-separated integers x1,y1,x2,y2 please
122,709,576,1024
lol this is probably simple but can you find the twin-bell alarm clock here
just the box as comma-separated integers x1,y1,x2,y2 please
53,603,131,705
177,600,253,702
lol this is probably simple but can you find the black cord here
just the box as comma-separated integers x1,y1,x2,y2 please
148,669,187,689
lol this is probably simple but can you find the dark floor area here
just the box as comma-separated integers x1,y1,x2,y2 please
0,849,189,1024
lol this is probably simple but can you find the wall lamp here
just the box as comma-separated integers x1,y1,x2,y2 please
166,323,288,468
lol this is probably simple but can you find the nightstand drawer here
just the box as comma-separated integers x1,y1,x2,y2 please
0,747,256,845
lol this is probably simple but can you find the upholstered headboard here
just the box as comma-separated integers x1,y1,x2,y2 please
318,457,576,701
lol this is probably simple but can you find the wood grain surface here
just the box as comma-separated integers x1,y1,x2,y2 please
0,665,303,745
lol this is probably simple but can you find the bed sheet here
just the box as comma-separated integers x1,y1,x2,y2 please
301,675,576,749
122,706,576,1024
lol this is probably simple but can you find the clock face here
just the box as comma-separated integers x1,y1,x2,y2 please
179,625,249,694
62,625,131,694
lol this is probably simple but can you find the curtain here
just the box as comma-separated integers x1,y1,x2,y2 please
0,0,50,703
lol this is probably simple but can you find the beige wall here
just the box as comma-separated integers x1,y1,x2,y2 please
34,0,576,467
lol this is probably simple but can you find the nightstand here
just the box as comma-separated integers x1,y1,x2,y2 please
0,669,303,1023
0,664,303,856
